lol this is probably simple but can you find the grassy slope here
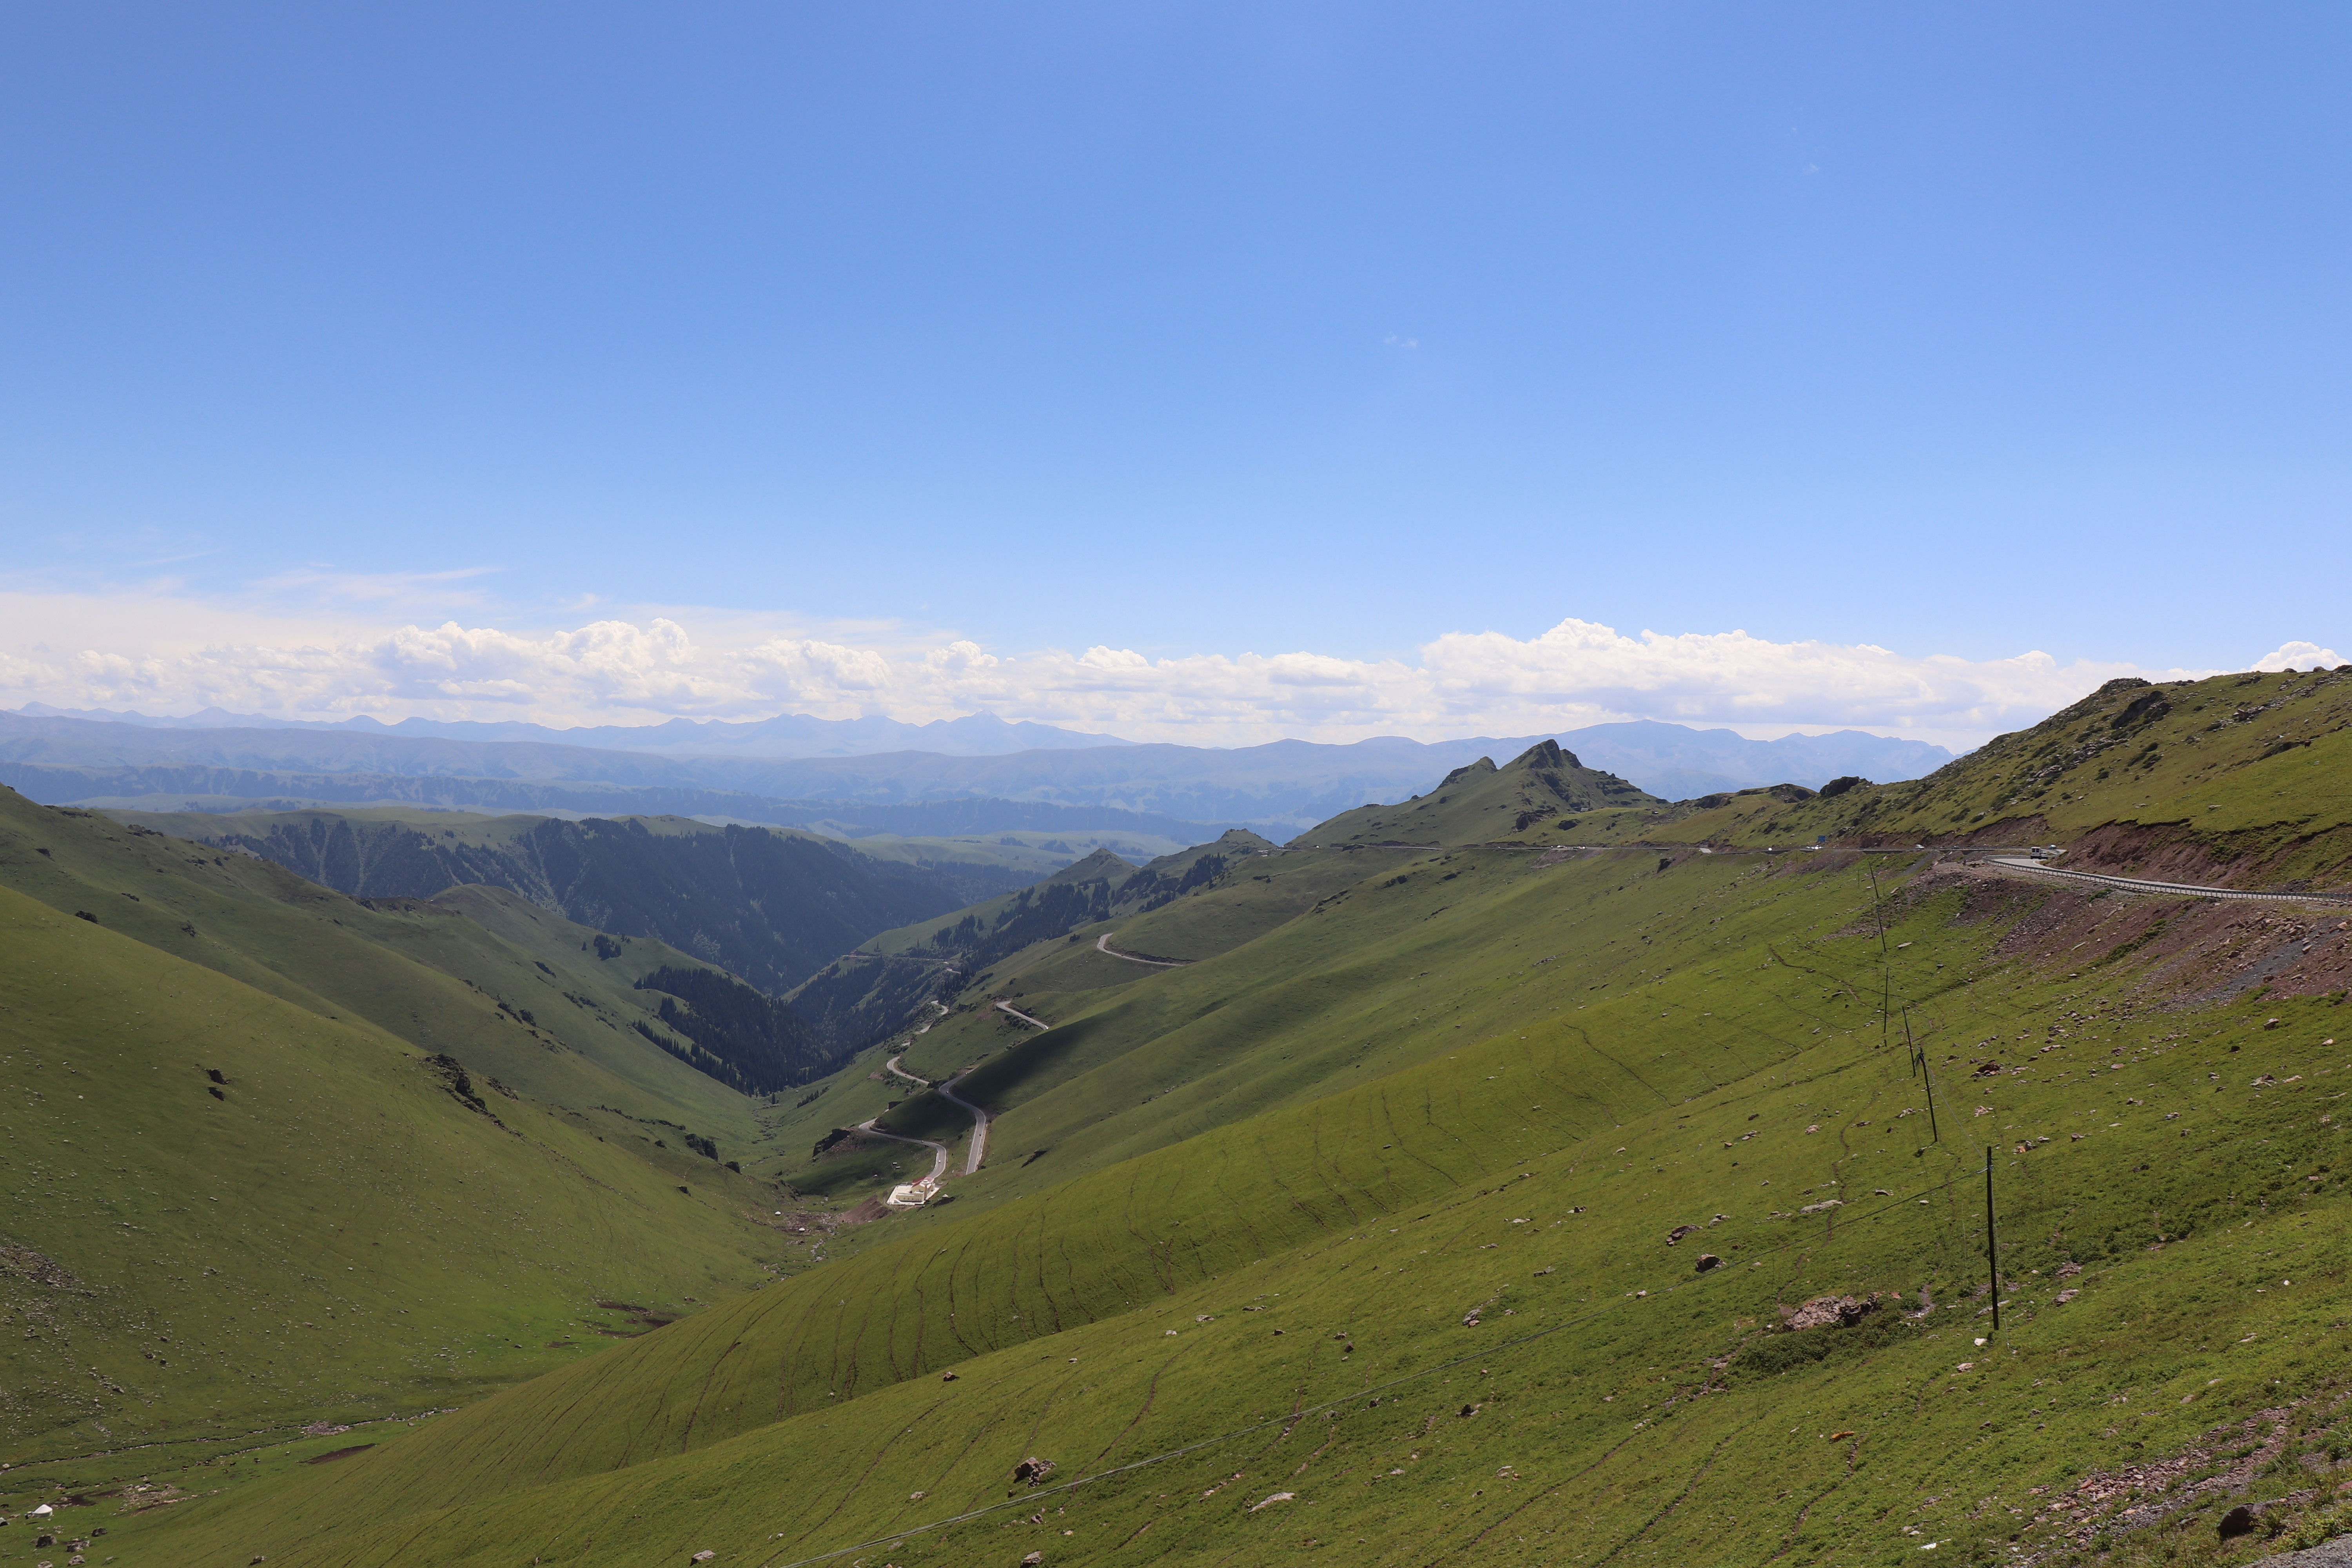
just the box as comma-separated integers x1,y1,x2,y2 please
1666,672,2352,887
76,681,2352,1566
0,885,796,1494
0,791,761,1143
1488,672,2352,889
103,840,2352,1568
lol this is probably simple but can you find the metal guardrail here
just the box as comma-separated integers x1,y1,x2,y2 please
1984,857,2351,906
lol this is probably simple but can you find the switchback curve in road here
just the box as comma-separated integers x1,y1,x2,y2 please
852,1116,949,1189
882,1051,989,1174
937,1071,991,1175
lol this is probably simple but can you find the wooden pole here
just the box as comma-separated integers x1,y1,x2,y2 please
1985,1146,2000,1335
1909,1010,1939,1145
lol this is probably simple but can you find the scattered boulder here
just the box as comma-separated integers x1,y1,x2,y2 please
1781,1296,1876,1331
1011,1456,1056,1487
2217,1504,2257,1540
1022,1553,1045,1565
2056,1261,2082,1278
1797,1198,1844,1216
1664,1224,1698,1246
941,1371,959,1382
692,1553,717,1563
1694,1254,1723,1272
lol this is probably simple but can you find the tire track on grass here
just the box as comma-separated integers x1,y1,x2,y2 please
1089,1345,1192,1464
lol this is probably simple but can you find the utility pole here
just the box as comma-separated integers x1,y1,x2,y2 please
1907,1009,1939,1145
1985,1147,2000,1335
1870,862,1891,1050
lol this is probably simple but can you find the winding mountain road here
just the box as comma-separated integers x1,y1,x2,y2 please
936,1071,991,1174
994,1000,1052,1029
881,1052,991,1177
1096,932,1189,967
1986,857,2349,906
851,1113,950,1189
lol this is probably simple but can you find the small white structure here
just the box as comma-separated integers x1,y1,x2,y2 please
885,1175,941,1209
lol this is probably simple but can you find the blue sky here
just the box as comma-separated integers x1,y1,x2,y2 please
1,3,2345,743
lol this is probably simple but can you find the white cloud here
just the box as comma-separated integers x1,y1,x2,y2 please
2253,640,2345,672
0,592,2298,748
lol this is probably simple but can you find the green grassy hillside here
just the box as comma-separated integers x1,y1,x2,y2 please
0,883,796,1501
1296,739,1661,847
1648,671,2352,888
48,676,2352,1568
0,790,788,1129
90,836,2352,1568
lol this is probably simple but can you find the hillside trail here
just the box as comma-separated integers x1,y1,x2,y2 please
994,1000,1051,1029
1095,932,1189,967
1986,857,2350,906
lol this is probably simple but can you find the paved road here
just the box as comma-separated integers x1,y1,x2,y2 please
936,1070,992,1175
995,1000,1052,1029
851,1115,950,1188
1096,932,1189,967
882,1051,991,1176
1986,857,2349,906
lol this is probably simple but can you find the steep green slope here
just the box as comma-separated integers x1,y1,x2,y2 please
1657,671,2352,890
111,806,1007,995
94,838,2352,1567
0,884,794,1495
1296,739,1661,846
0,790,789,1129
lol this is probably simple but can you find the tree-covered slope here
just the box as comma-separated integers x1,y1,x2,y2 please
782,833,1272,1056
109,806,1005,994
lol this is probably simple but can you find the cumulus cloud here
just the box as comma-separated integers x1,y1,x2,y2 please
2254,640,2345,672
0,593,2304,748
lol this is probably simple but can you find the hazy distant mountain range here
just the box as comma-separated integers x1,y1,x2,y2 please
15,703,1128,757
0,707,1955,834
